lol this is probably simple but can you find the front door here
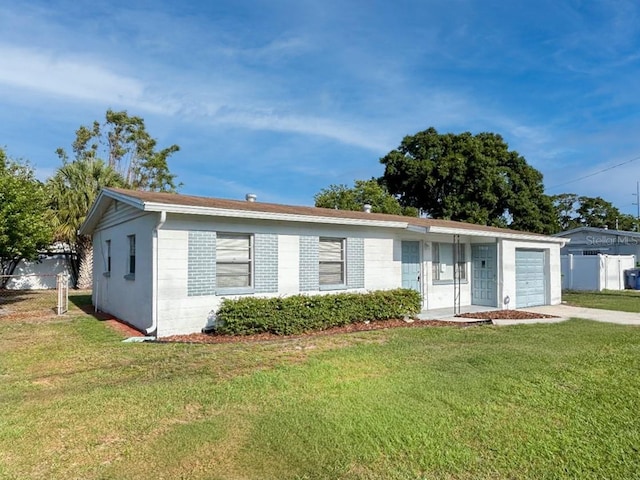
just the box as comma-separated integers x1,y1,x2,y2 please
471,244,497,306
401,241,421,293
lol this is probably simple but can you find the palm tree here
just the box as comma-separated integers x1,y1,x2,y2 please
48,159,124,288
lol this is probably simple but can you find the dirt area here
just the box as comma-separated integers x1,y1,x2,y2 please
158,318,479,344
456,310,558,320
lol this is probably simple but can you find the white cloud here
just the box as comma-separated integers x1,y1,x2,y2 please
0,44,174,114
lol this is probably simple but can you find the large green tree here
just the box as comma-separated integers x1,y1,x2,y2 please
56,109,180,192
0,148,53,286
48,159,124,288
551,193,637,231
380,127,558,234
314,179,418,216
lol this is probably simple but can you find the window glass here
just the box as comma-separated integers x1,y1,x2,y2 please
216,234,252,289
432,243,466,281
128,235,136,275
319,238,345,285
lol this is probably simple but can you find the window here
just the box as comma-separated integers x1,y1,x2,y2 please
106,240,111,273
128,235,136,276
319,237,345,286
216,233,252,289
432,243,466,282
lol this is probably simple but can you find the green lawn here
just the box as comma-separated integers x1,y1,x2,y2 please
1,307,639,479
563,289,640,313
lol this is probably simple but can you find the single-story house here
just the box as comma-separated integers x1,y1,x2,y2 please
554,226,640,259
79,188,567,337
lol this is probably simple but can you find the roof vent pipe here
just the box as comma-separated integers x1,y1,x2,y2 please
363,203,372,213
246,193,257,202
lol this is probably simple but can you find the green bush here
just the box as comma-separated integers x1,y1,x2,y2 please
215,288,422,336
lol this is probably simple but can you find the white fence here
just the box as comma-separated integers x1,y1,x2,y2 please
561,254,636,291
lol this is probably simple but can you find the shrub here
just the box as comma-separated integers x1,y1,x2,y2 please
215,288,422,336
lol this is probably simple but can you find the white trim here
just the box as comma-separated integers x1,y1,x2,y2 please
425,226,568,244
141,202,410,229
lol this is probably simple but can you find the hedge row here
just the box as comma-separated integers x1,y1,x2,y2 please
214,288,422,336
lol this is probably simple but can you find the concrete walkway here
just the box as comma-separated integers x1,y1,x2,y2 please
522,304,640,326
419,304,640,326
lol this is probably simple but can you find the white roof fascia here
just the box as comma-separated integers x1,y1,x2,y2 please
425,225,568,244
141,202,410,229
406,225,427,234
554,226,640,238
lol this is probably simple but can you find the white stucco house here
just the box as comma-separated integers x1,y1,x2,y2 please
79,188,567,337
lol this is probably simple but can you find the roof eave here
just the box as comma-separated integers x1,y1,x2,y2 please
425,225,569,244
142,202,410,229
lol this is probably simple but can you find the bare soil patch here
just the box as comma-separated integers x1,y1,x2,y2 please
456,310,558,320
159,318,478,344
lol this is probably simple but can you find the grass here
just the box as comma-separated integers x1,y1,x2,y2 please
1,298,640,479
563,289,640,313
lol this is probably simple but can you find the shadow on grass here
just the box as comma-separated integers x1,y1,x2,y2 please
69,292,93,309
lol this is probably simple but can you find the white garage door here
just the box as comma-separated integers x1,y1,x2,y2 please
515,249,546,308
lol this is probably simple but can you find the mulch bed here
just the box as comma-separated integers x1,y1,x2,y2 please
157,318,479,344
455,310,558,320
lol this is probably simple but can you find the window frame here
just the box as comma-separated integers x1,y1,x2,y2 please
104,239,111,277
125,235,136,280
319,237,347,290
215,232,254,294
432,242,467,284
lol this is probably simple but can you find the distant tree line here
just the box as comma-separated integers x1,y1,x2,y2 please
315,127,636,234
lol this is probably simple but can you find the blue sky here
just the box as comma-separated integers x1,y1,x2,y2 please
1,0,640,214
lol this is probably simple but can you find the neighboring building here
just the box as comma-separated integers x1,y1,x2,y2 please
80,188,567,337
5,243,72,290
554,227,640,258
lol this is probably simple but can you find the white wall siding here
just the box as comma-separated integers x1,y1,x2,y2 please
96,201,146,231
364,238,400,291
92,212,156,332
278,235,300,294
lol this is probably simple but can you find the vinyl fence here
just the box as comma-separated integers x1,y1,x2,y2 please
561,254,636,291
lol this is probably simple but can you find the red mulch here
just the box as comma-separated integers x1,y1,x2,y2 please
78,305,145,337
455,310,558,320
158,318,479,344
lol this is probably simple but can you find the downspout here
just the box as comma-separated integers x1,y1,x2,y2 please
147,211,167,336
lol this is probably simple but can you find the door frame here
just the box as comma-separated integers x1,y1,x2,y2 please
471,243,498,307
401,240,423,300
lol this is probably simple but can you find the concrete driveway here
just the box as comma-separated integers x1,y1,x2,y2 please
521,304,640,326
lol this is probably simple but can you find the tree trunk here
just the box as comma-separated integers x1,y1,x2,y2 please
76,236,93,289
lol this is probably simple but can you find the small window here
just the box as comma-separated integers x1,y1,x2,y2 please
432,243,466,282
106,240,111,273
319,238,345,286
216,233,252,289
128,235,136,275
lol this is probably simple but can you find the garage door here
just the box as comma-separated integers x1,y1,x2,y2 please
515,249,546,308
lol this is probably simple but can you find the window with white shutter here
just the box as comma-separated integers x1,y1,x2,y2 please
216,233,252,290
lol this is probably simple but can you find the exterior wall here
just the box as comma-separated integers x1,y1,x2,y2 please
499,239,562,308
90,203,564,336
91,208,156,333
559,230,640,257
6,254,71,289
424,239,472,310
155,215,379,337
